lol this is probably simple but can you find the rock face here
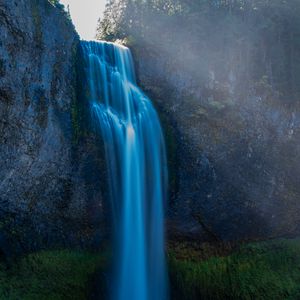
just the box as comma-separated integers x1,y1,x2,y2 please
129,7,300,242
1,0,299,254
0,0,106,254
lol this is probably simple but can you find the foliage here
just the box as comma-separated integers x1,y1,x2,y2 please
48,0,65,10
169,238,300,300
48,0,72,20
97,0,300,102
0,250,106,300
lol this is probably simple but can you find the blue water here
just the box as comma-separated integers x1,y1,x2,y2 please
80,41,168,300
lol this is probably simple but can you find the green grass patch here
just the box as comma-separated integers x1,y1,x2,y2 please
0,250,107,300
169,238,300,300
1,239,299,299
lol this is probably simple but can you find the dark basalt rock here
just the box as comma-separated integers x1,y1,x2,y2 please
129,11,300,243
1,0,299,256
0,0,107,255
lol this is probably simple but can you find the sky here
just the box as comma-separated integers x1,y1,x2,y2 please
60,0,107,40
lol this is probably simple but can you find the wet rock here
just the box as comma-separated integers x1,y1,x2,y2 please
130,21,300,243
0,0,107,254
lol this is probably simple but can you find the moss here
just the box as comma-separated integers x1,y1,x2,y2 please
0,239,299,299
0,250,107,300
169,238,300,300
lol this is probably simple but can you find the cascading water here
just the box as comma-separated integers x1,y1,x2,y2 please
80,41,168,300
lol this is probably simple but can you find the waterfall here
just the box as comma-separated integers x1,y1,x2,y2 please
80,41,168,300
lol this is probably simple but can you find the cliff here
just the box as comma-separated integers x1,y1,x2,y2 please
1,0,300,256
138,4,300,242
0,0,106,255
98,0,300,242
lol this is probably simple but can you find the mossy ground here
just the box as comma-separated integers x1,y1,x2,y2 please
0,239,299,299
169,238,300,300
0,250,107,300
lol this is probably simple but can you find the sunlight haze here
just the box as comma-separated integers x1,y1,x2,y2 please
60,0,106,40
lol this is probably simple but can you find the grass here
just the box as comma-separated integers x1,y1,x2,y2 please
169,238,300,300
0,250,107,300
0,239,299,299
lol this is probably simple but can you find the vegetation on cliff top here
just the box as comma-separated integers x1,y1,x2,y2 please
48,0,64,10
97,0,300,102
48,0,71,20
